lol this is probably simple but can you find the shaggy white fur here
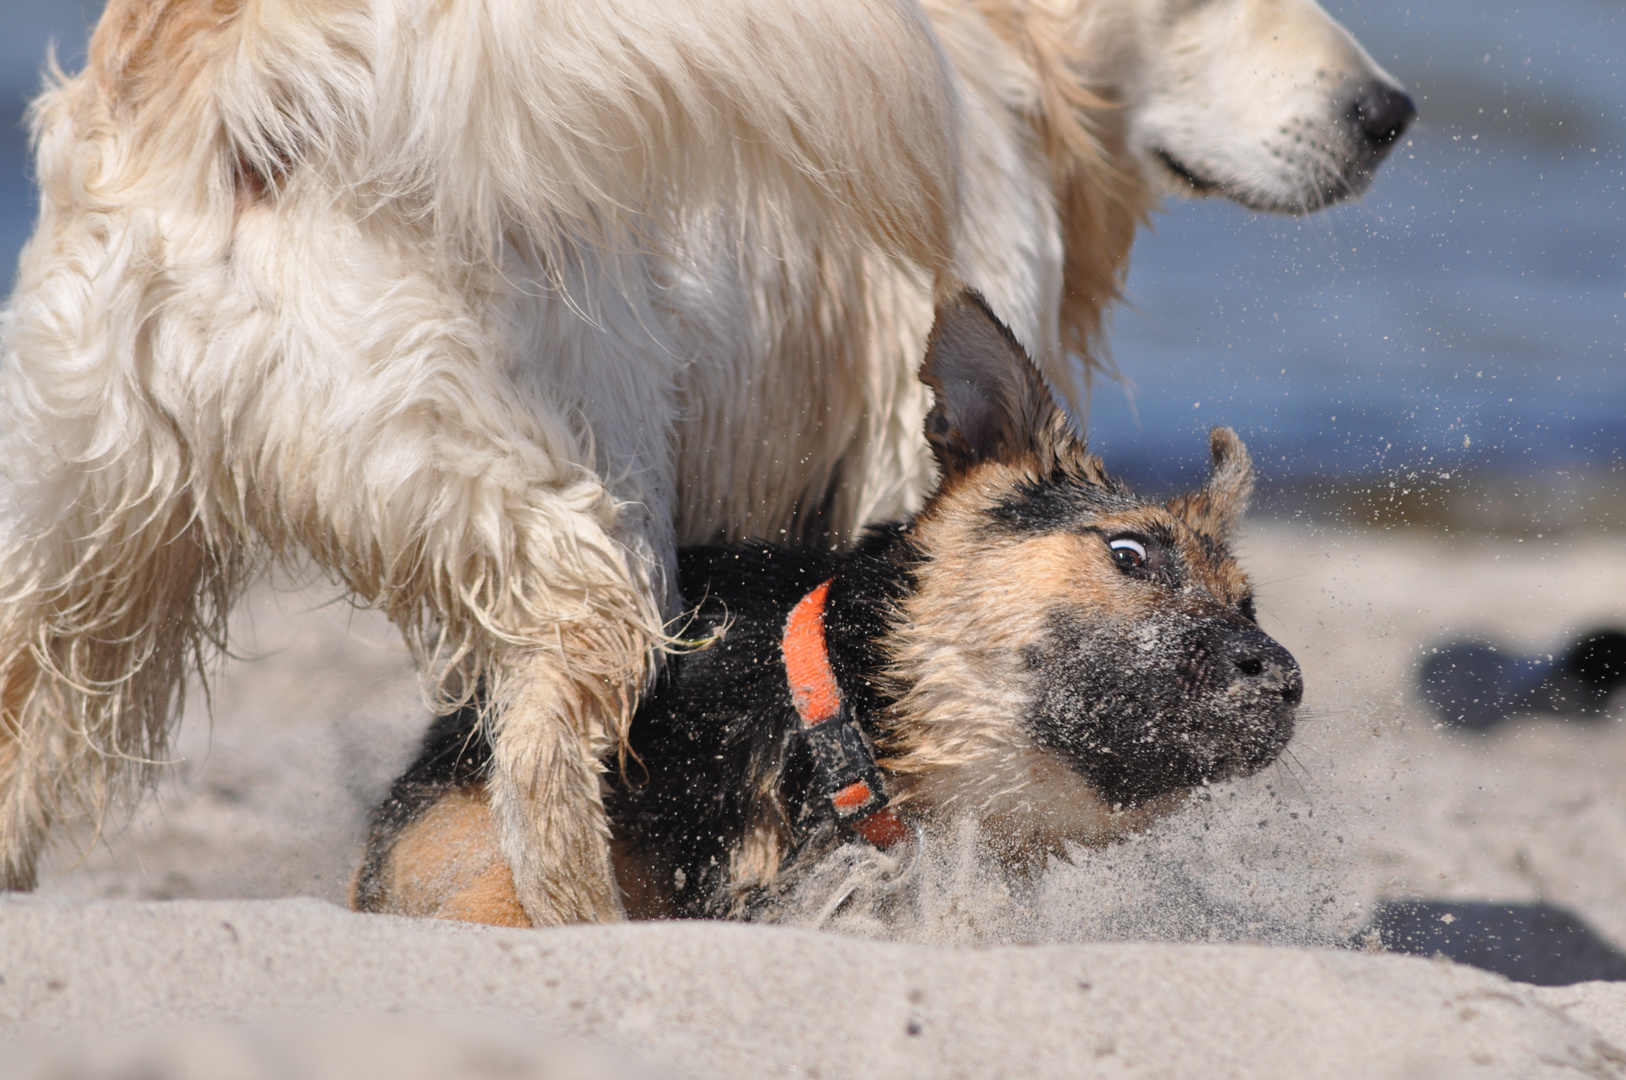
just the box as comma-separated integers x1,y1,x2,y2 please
0,0,1407,924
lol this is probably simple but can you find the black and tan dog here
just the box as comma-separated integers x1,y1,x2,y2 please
353,294,1303,925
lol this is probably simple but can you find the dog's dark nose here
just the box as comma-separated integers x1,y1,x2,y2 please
1227,630,1304,706
1349,81,1417,150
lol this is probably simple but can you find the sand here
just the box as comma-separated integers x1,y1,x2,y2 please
5,897,1626,1079
9,521,1626,1075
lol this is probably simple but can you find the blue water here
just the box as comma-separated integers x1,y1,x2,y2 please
2,0,1622,489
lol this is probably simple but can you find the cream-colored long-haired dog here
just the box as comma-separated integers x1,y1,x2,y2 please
0,0,1410,923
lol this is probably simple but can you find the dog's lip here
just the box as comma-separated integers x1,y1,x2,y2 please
1153,148,1221,194
1153,146,1376,215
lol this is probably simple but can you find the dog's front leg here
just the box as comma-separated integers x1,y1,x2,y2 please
297,425,663,927
487,649,625,923
211,216,672,925
300,434,661,926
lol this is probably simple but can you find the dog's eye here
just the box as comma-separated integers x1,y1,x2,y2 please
1239,596,1258,622
1108,536,1148,570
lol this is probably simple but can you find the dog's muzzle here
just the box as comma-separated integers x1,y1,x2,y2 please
1025,610,1303,806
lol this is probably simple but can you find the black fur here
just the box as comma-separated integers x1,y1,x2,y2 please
987,470,1140,535
1026,612,1299,808
611,527,920,917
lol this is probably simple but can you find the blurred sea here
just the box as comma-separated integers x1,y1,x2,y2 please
2,0,1622,523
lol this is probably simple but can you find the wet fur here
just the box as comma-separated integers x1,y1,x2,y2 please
357,296,1302,922
1,0,1397,921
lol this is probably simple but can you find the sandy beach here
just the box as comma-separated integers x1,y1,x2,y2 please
1,520,1623,1074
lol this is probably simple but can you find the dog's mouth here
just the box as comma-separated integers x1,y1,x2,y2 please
1153,145,1377,215
1153,149,1222,195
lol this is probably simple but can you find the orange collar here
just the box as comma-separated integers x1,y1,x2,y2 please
782,580,908,849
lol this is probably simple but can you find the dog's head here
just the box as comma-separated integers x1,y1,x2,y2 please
1077,0,1415,212
884,294,1300,853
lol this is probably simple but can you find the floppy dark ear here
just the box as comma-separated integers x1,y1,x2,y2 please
919,292,1058,475
1168,427,1254,539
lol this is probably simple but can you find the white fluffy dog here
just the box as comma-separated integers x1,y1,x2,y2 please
0,0,1410,923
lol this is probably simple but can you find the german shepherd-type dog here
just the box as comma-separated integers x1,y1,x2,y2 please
353,293,1302,925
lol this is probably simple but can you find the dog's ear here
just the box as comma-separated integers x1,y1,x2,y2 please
1168,427,1255,540
919,292,1060,475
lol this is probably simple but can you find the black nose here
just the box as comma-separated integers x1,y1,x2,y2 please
1349,81,1417,150
1227,630,1304,706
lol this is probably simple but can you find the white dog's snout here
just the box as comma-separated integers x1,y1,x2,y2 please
1126,0,1415,213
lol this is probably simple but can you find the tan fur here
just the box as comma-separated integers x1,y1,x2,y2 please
360,788,529,927
974,748,1184,862
728,814,791,914
1167,428,1257,540
359,794,698,926
967,0,1145,378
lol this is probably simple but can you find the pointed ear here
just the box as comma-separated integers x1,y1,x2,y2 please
919,291,1060,475
1168,427,1254,539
